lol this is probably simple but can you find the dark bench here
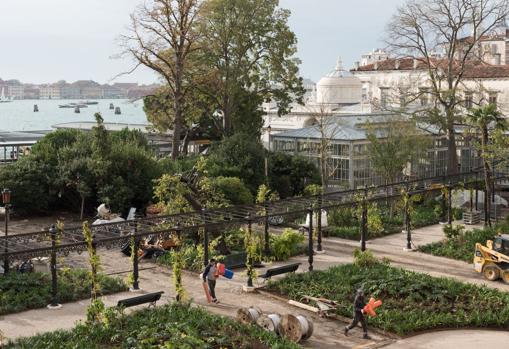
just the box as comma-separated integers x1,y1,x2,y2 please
222,251,263,269
259,262,301,279
117,291,164,308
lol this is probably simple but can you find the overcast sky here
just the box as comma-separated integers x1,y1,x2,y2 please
0,0,404,85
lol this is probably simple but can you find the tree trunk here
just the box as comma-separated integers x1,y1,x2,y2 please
482,125,492,227
446,115,459,175
80,195,85,221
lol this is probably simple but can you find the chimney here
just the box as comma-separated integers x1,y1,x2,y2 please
413,58,418,70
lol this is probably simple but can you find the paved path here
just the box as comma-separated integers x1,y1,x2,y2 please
0,250,390,349
2,221,509,349
384,330,509,348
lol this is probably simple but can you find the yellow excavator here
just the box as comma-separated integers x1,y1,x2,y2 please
474,235,509,283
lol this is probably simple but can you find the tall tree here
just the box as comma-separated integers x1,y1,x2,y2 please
199,0,304,136
387,0,509,174
466,104,508,226
120,0,202,159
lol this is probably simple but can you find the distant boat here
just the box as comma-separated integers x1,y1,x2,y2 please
109,103,114,110
115,106,122,115
59,103,88,109
74,106,80,113
80,100,99,105
0,87,13,103
33,104,39,112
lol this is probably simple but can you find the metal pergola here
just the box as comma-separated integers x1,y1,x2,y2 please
0,169,504,305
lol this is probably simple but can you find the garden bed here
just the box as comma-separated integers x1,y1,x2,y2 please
0,268,127,315
7,302,300,349
267,254,509,335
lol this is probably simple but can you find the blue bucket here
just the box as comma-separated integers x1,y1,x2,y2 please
223,268,234,279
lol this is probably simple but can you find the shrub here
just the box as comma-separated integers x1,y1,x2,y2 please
212,176,253,205
329,207,356,227
270,229,306,261
327,226,360,239
443,224,465,240
353,249,380,268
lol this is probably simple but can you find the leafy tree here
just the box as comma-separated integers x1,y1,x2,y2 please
205,133,266,193
269,152,320,198
466,104,508,226
199,0,304,136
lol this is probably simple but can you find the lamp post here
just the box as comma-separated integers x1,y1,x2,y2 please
264,125,272,184
2,188,11,274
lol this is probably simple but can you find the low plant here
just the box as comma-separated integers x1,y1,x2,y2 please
0,269,127,316
419,226,503,262
443,224,465,240
8,302,300,349
270,229,306,261
268,260,509,335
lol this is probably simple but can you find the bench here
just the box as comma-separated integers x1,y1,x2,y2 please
259,262,301,279
117,291,164,308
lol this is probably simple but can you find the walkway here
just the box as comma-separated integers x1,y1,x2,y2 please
2,221,509,349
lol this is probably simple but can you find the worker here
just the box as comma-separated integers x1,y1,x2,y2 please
203,258,219,303
344,288,370,339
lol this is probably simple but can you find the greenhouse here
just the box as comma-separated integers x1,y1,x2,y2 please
270,113,482,189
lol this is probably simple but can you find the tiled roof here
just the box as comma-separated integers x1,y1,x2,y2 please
352,58,509,78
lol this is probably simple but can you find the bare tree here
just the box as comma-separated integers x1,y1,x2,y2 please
120,0,202,159
306,103,343,191
387,0,509,174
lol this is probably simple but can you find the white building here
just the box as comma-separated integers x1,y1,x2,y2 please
262,58,369,146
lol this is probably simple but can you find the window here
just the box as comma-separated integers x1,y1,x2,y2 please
332,144,349,157
464,93,473,109
419,88,429,106
488,92,498,106
380,87,389,108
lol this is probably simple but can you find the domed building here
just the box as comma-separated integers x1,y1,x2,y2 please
316,58,362,105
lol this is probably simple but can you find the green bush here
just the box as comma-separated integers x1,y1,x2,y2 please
268,262,509,335
0,269,127,315
8,302,299,349
211,176,253,205
329,207,356,227
419,226,500,262
327,226,360,239
270,229,306,261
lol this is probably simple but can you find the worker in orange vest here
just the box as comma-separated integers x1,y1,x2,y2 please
344,288,370,339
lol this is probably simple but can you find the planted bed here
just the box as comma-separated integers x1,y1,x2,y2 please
268,253,509,335
7,302,301,349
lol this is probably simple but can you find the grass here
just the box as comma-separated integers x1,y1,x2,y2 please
0,268,127,315
7,302,301,349
267,255,509,335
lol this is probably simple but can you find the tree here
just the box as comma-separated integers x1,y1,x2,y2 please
205,133,266,193
367,115,430,216
121,0,203,159
367,116,430,185
466,104,508,226
387,0,509,175
307,103,343,190
199,0,304,136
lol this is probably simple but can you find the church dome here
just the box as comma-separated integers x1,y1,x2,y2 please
316,58,362,105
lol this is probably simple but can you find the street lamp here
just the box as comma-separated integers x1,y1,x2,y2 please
264,125,272,183
2,188,11,274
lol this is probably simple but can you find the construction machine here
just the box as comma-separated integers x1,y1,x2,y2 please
474,235,509,283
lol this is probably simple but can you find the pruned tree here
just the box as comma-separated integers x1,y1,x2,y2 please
306,103,343,191
387,0,509,175
120,0,203,159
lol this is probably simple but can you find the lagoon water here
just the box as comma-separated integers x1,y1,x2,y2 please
0,99,148,132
